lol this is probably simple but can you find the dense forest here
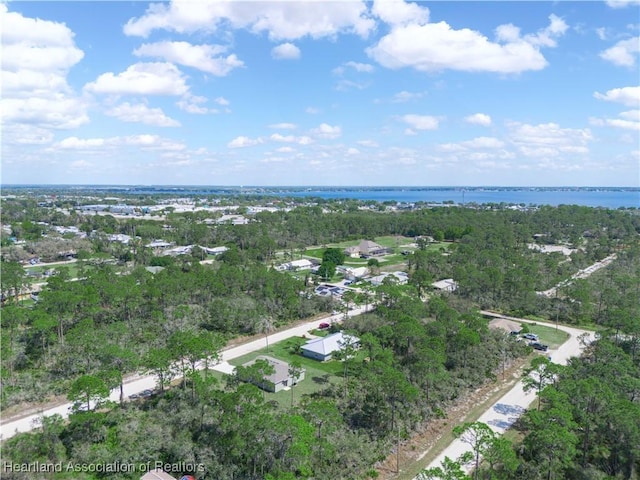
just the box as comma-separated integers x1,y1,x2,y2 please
1,197,639,479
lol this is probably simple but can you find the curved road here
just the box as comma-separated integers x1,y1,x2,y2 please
0,308,366,441
418,311,595,477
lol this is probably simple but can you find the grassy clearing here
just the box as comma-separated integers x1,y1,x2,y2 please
225,336,347,408
523,324,569,348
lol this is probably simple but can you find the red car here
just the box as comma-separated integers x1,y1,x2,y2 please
318,322,330,329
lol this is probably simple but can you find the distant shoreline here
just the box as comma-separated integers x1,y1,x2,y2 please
2,185,638,209
2,185,638,191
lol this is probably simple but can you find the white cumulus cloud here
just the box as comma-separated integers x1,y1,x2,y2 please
464,113,492,126
600,36,640,67
105,102,181,127
1,4,88,136
177,94,217,114
134,41,243,76
371,0,430,27
606,0,640,7
508,122,592,158
228,136,263,148
124,0,374,40
271,43,301,60
270,133,313,145
594,86,640,107
402,114,440,130
590,109,640,131
333,61,374,75
85,62,189,96
311,123,342,139
367,14,568,74
391,91,424,103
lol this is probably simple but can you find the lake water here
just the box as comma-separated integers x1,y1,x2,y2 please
277,189,639,209
4,185,639,209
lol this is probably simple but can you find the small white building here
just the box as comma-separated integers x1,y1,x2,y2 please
432,278,458,292
287,259,314,271
202,246,229,255
301,332,360,362
369,271,409,287
337,266,369,281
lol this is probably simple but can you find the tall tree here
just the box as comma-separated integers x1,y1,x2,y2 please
67,374,110,412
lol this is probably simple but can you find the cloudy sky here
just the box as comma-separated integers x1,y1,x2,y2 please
2,0,639,186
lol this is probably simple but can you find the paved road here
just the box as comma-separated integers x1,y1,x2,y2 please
0,307,366,441
418,312,595,477
537,254,616,298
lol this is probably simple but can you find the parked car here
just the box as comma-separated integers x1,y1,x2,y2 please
318,322,330,330
128,393,140,400
522,333,539,341
530,342,549,352
140,389,154,398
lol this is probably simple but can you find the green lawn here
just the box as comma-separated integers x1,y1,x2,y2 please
524,324,570,348
226,336,352,407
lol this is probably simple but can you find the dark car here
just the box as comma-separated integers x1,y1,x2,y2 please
530,342,549,352
128,393,140,400
140,389,154,397
318,322,330,330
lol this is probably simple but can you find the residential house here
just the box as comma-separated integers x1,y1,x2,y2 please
108,233,132,244
431,278,459,292
202,246,229,255
164,245,194,256
336,266,369,281
240,356,305,392
369,271,409,286
344,239,389,258
217,214,249,225
301,332,360,362
284,259,315,271
146,240,174,249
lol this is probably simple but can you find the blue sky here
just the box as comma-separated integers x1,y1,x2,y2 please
1,1,639,186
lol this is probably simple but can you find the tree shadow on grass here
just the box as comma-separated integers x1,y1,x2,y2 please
312,374,332,384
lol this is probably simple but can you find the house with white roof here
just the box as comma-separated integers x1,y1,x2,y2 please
301,332,360,362
202,246,229,255
337,266,369,281
369,271,409,287
286,259,314,271
432,278,458,292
